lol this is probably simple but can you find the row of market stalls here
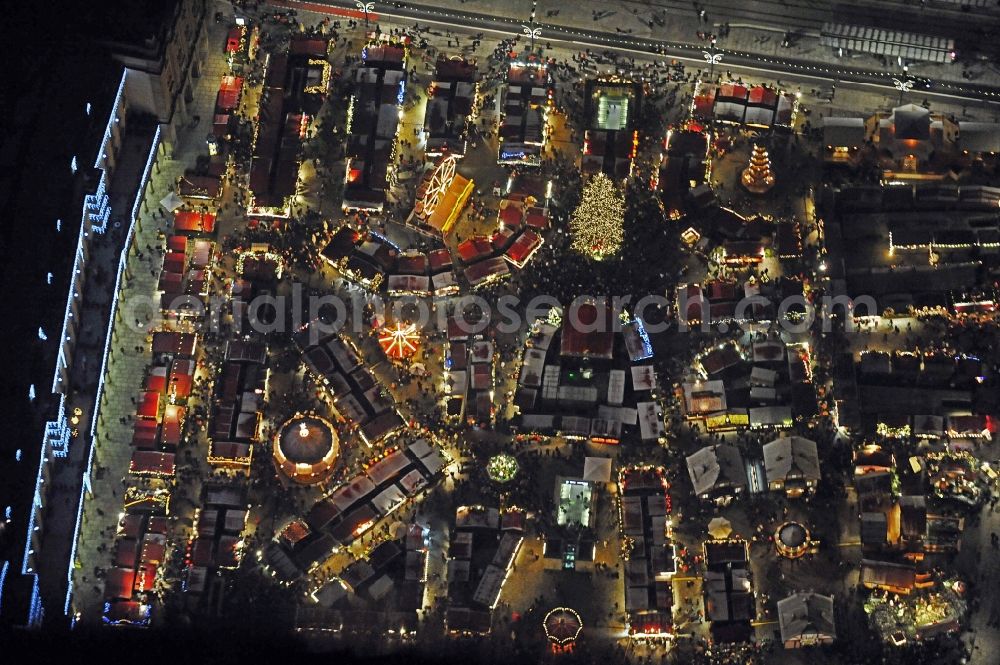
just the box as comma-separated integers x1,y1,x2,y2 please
835,348,991,439
101,489,170,626
511,303,663,444
128,331,200,478
445,506,525,634
294,323,406,446
452,179,551,288
183,485,251,609
263,441,448,579
498,59,553,166
322,226,458,295
828,183,1000,324
159,229,215,315
679,336,818,433
618,466,676,638
580,79,643,180
342,38,408,212
423,56,479,159
676,207,804,275
442,327,496,426
249,36,331,214
206,341,268,470
299,523,429,636
692,82,797,130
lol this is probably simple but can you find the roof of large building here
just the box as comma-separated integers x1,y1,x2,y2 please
686,445,746,496
763,436,820,484
777,592,836,644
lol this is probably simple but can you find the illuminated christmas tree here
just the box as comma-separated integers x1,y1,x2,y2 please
570,173,625,260
741,143,775,194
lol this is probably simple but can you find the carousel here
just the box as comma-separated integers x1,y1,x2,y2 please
774,521,816,559
273,412,339,485
378,321,421,361
543,607,583,653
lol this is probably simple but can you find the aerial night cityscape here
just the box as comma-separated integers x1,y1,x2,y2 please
5,1,1000,664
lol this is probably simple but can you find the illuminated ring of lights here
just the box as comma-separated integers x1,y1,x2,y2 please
543,607,583,645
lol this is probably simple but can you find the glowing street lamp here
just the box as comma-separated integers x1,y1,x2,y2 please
356,1,375,28
892,77,914,104
521,1,541,53
702,37,721,81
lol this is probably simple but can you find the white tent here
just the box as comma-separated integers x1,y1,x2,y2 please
160,191,184,211
583,457,613,483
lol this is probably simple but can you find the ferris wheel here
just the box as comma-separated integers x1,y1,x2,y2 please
417,155,458,220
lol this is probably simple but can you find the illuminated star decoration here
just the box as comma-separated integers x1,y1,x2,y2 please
570,173,625,260
378,322,420,360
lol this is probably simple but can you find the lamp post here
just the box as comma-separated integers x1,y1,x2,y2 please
702,38,722,82
355,1,374,28
892,77,914,105
522,1,541,54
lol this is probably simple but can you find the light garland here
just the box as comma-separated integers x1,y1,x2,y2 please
570,173,625,260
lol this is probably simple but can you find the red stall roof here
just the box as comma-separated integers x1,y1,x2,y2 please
504,230,543,268
428,248,453,272
141,538,166,565
499,204,523,229
137,391,161,420
162,405,186,446
524,207,549,230
216,76,243,111
168,359,195,399
129,451,176,477
174,211,217,234
456,236,493,263
167,235,187,252
134,565,157,591
131,423,159,449
559,303,614,359
152,332,197,357
114,539,139,568
120,514,143,539
748,86,778,108
105,568,136,601
226,27,242,52
144,366,168,393
163,252,186,274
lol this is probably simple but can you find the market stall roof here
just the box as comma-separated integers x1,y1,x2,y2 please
823,117,866,148
463,256,509,287
559,303,613,359
456,236,494,264
428,248,453,272
504,229,543,268
137,391,161,419
174,211,217,234
152,331,197,356
129,451,176,477
105,567,136,600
